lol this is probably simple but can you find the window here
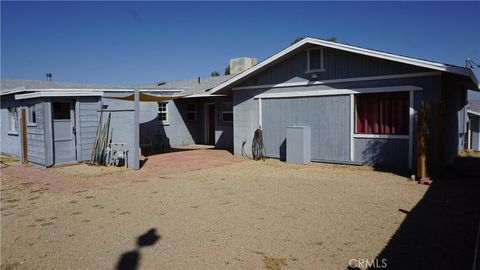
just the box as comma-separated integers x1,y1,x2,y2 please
8,108,18,133
221,102,233,122
306,47,325,73
53,102,70,120
158,102,168,124
355,92,409,135
187,103,196,121
27,105,36,124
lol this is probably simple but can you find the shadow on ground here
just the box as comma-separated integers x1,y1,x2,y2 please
116,228,161,270
366,167,480,270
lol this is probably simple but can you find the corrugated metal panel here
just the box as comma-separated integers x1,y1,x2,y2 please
262,95,350,162
354,138,409,167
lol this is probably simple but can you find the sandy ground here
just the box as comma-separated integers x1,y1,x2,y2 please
0,156,446,270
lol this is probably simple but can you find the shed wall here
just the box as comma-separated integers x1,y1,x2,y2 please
0,96,21,156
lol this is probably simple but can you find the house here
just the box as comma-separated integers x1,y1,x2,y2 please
0,75,238,168
1,37,478,171
209,37,478,170
467,102,480,151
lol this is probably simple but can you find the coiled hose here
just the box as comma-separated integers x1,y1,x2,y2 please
252,129,265,160
241,128,266,161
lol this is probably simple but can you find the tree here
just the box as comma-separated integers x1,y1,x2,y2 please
211,71,220,77
290,36,306,45
224,66,230,75
326,36,337,42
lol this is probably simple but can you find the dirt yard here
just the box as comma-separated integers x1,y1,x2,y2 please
1,151,479,270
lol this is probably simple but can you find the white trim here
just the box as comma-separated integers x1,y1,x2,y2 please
15,91,103,100
468,110,480,116
353,134,409,139
258,98,262,129
306,47,326,73
184,93,227,98
220,102,233,123
254,85,422,99
3,88,182,97
210,37,477,94
350,94,354,162
408,90,414,170
233,71,441,91
157,101,169,125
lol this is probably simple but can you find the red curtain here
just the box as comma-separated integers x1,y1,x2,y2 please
356,92,409,135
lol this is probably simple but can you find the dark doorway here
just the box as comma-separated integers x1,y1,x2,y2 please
205,104,215,145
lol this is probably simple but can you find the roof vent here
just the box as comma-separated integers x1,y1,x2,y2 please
229,57,257,75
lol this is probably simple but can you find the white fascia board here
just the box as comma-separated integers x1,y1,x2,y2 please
210,37,478,94
468,110,480,116
254,85,422,99
184,93,228,98
0,87,28,96
15,91,104,100
353,134,409,139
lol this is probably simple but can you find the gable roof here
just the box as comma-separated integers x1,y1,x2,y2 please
135,75,234,96
210,37,479,94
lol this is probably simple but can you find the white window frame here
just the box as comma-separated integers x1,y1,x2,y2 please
353,91,409,138
158,102,169,125
221,102,233,123
306,47,326,73
186,103,196,121
26,105,37,126
8,107,18,134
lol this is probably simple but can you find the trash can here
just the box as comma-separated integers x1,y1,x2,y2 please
286,126,311,164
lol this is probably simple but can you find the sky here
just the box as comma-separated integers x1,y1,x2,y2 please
1,1,480,98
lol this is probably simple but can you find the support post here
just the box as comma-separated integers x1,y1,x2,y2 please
21,109,28,165
132,88,140,170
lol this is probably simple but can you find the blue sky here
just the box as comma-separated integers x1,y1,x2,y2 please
1,1,479,97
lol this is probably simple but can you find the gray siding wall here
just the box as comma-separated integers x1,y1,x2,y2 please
233,89,264,157
232,45,448,168
0,96,21,156
241,47,428,87
101,97,137,168
137,96,233,151
471,115,480,151
23,99,46,166
77,97,100,161
262,95,350,162
354,138,409,167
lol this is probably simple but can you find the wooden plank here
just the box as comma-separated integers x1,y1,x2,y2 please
21,109,28,165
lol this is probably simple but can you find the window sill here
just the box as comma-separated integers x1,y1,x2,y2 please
8,131,19,136
305,68,326,74
27,123,37,127
353,134,409,139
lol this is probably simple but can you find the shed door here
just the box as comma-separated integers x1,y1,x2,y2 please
262,95,351,162
53,101,76,164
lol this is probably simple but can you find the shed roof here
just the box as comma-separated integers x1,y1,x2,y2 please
210,37,479,94
135,75,234,96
